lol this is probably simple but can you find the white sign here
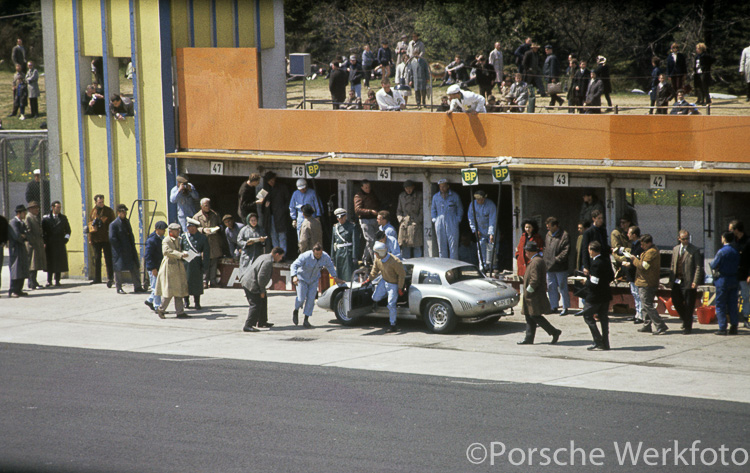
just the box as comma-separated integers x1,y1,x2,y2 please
292,164,306,179
553,172,569,187
650,174,666,189
377,167,391,181
210,161,224,175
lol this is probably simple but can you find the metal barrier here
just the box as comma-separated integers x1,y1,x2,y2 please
0,131,49,217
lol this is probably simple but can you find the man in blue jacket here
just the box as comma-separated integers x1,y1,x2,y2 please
289,179,323,237
711,232,741,335
290,243,344,328
468,190,497,271
431,179,463,259
144,221,167,311
109,204,145,294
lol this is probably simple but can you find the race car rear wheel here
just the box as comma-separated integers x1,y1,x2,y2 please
332,290,357,326
423,300,457,334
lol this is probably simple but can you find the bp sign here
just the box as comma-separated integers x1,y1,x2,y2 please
492,165,510,183
461,168,479,186
305,161,320,178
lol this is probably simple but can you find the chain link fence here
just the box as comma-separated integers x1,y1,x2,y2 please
0,130,49,218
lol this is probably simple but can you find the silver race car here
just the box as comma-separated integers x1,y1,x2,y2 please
317,257,519,333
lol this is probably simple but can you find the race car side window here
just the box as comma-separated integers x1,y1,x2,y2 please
418,270,441,285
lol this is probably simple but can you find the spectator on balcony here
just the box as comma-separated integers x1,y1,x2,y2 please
648,57,664,115
12,38,26,72
522,43,545,97
666,43,688,97
655,73,675,115
741,43,750,102
408,51,430,109
446,84,486,114
328,60,348,110
110,94,134,121
375,79,405,111
514,37,532,74
670,90,700,115
361,44,375,88
442,55,468,86
395,35,409,64
343,88,363,110
506,73,529,113
376,40,393,79
25,61,39,118
81,84,105,115
489,42,504,84
583,70,603,114
363,89,379,110
470,54,495,98
594,56,613,112
407,32,425,59
543,45,564,107
693,43,715,106
346,54,364,98
436,95,450,112
571,60,589,114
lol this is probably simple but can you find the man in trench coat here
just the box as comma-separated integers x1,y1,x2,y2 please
42,200,71,287
24,201,45,290
156,223,189,319
518,240,562,345
8,205,30,297
109,204,146,294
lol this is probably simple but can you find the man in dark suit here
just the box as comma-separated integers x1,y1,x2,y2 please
580,210,610,273
571,60,590,114
669,230,704,334
109,204,146,294
583,70,604,114
518,241,562,345
666,43,688,97
580,241,614,350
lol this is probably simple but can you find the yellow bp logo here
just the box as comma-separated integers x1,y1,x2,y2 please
461,168,478,186
305,162,320,178
492,165,509,183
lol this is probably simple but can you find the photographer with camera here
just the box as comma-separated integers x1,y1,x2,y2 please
169,175,199,231
88,194,115,287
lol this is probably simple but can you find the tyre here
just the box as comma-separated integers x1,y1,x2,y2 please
332,290,357,326
423,299,458,334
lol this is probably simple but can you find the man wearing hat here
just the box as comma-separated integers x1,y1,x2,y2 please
468,189,497,271
518,240,562,345
42,201,71,287
88,194,115,287
289,178,322,237
194,197,225,288
290,243,344,328
8,204,30,297
368,241,406,333
169,174,199,231
182,217,209,309
25,168,50,213
346,54,364,98
331,208,356,282
354,179,380,265
298,204,323,254
144,221,168,311
223,214,244,261
24,201,45,290
445,84,486,114
431,178,463,259
109,204,146,294
397,179,423,258
155,223,189,319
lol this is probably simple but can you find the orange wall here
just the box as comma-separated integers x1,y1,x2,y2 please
177,48,750,163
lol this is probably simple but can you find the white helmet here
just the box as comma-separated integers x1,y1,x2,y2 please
446,84,461,95
296,178,308,189
374,241,387,258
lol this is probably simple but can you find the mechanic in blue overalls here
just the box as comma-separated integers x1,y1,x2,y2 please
431,178,463,259
290,243,344,328
468,189,497,271
369,241,406,333
289,179,323,237
711,231,741,335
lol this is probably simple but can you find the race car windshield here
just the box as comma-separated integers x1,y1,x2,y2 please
445,266,484,284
